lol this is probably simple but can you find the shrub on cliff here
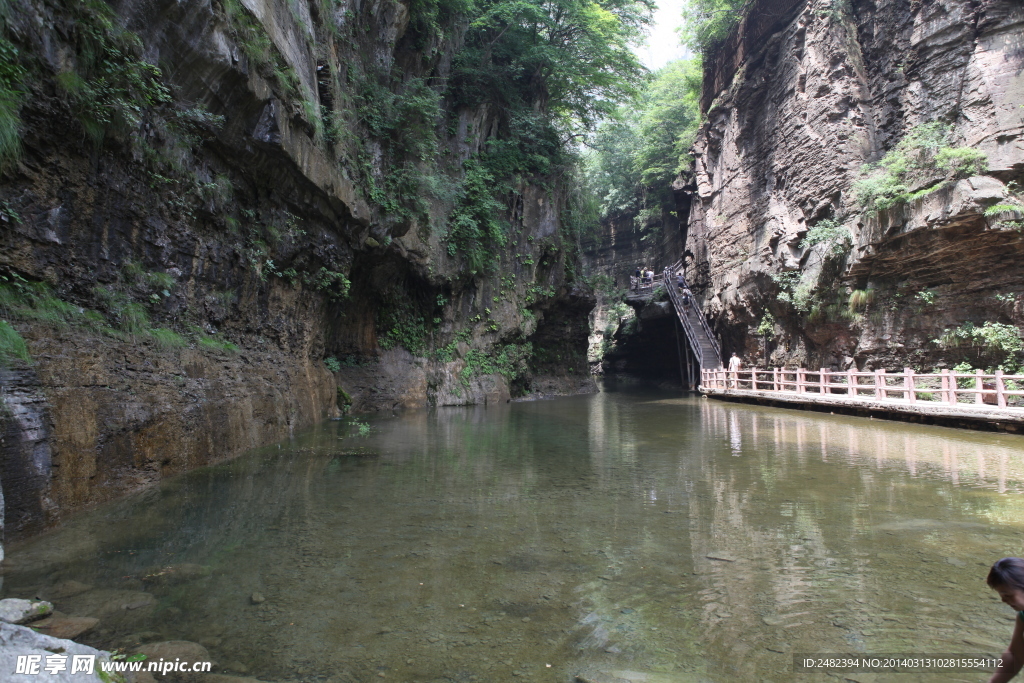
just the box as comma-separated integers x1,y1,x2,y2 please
854,122,988,213
0,320,29,365
934,321,1024,372
0,35,26,171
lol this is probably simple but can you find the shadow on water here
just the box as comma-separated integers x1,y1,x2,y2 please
3,388,1024,682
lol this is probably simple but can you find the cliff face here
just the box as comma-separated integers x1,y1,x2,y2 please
0,0,595,543
688,0,1024,371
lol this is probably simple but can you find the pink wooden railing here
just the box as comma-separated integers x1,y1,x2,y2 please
701,367,1024,408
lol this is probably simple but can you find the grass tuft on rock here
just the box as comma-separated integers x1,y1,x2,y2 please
0,319,29,364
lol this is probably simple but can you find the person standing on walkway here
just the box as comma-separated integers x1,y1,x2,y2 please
987,558,1024,682
634,266,641,291
728,353,742,388
677,271,685,291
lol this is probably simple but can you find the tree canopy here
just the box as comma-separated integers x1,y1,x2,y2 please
678,0,749,54
584,58,702,223
452,0,654,152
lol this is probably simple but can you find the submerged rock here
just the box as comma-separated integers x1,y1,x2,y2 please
705,553,738,562
59,589,156,627
0,599,53,625
134,640,211,682
0,621,110,682
142,564,212,586
47,581,94,601
29,612,99,640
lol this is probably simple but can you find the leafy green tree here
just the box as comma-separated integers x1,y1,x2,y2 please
442,0,654,272
452,0,653,152
679,0,749,54
633,58,702,191
583,58,702,224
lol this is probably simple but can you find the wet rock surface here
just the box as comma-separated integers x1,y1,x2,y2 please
686,0,1024,369
30,614,99,641
0,598,53,625
0,0,599,554
0,621,110,682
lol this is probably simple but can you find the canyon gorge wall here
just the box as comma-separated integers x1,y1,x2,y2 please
687,0,1024,371
0,0,595,545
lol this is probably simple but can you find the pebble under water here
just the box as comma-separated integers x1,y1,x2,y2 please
4,383,1024,682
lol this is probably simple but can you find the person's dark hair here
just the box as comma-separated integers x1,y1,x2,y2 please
987,557,1024,590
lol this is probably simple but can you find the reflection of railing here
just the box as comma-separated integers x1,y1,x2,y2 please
701,367,1024,408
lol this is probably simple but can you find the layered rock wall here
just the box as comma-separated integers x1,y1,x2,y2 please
0,0,595,545
688,0,1024,370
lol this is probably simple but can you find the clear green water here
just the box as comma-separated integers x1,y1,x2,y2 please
4,384,1024,682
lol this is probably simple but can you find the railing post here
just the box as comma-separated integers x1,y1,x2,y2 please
996,369,1007,408
820,368,829,395
875,369,885,399
941,369,951,404
773,367,779,391
847,369,856,397
976,369,984,405
797,368,805,393
904,367,915,403
751,368,758,391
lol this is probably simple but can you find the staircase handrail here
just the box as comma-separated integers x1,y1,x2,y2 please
665,268,722,362
664,269,704,368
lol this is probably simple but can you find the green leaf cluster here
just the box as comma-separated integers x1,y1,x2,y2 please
0,34,26,171
445,158,508,274
679,0,749,54
854,122,988,213
583,58,701,222
458,342,533,385
56,0,173,144
0,319,29,365
800,218,852,257
934,321,1023,355
452,0,651,132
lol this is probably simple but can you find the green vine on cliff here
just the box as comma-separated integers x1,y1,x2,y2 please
0,34,26,171
933,321,1024,372
854,122,988,214
458,342,532,386
56,0,173,145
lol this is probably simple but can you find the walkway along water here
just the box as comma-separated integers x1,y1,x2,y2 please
701,367,1024,432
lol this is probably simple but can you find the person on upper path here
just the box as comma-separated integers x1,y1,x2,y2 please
634,266,641,291
677,271,685,291
988,557,1024,682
